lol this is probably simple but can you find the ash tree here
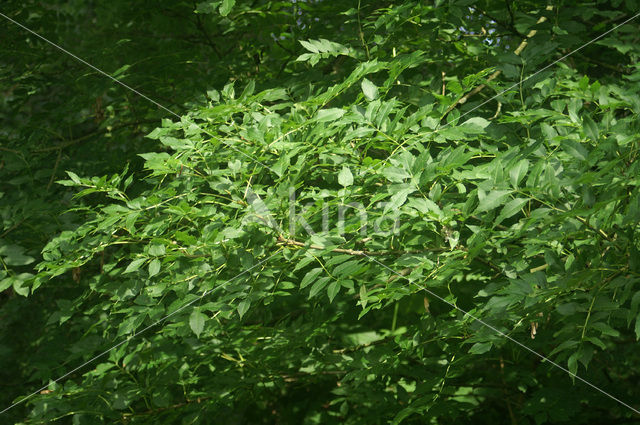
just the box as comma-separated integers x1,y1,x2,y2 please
1,1,640,424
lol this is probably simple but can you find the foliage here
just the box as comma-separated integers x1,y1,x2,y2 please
2,1,640,424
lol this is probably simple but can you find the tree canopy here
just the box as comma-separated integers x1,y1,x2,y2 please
1,1,640,424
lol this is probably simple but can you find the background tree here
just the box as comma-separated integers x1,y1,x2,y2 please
1,1,640,424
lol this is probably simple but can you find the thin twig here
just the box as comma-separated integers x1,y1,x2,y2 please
443,5,553,119
34,120,158,152
0,219,26,238
441,71,446,95
0,146,21,154
193,6,221,58
46,148,63,191
276,235,446,256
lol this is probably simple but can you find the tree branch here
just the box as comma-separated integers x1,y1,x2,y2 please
443,5,554,119
276,235,447,256
193,5,222,58
34,119,159,152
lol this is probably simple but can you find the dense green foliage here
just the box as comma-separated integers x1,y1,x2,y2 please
2,1,640,423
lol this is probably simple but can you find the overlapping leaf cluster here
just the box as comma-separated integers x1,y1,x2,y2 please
2,1,640,424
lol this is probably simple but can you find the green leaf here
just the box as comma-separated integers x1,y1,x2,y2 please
112,64,131,78
475,190,511,214
148,259,161,277
540,122,558,140
112,391,131,410
359,284,367,308
585,337,606,350
298,38,353,57
461,117,490,131
237,299,250,318
0,244,35,266
578,75,589,90
553,25,569,35
117,313,147,337
562,139,588,161
219,0,235,16
189,309,207,338
148,244,166,256
496,198,528,223
316,108,346,122
125,211,139,232
549,339,579,356
2,250,35,266
596,37,633,54
206,89,220,102
382,167,410,182
409,197,443,219
222,82,235,99
582,115,599,141
509,159,529,188
65,170,82,184
124,258,146,273
13,277,30,297
557,303,580,315
338,166,354,187
327,281,340,302
469,342,492,354
333,260,363,278
309,276,330,298
384,187,415,213
11,3,640,421
361,78,378,101
591,322,620,337
301,268,322,289
568,352,579,377
0,278,12,292
300,39,320,53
